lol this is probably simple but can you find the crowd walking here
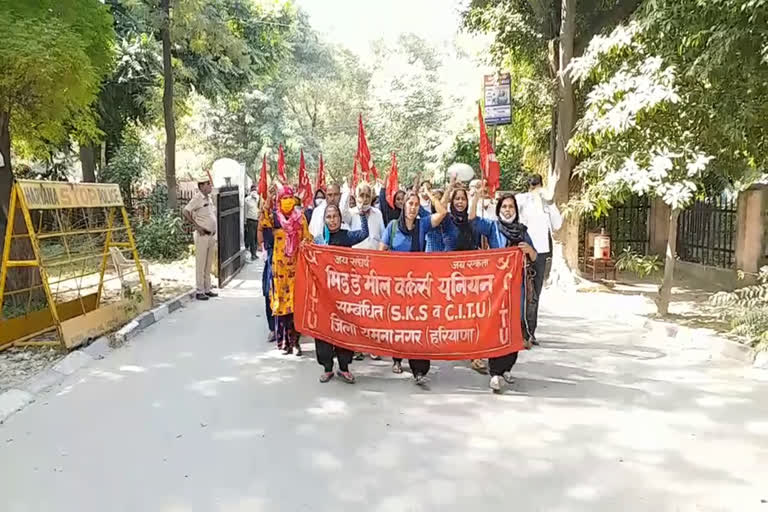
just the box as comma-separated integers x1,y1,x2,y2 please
185,165,560,393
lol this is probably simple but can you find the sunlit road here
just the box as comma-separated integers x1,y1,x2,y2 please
1,264,767,512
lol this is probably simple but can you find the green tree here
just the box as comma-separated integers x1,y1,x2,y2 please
463,0,645,278
119,0,295,208
568,0,768,314
0,0,115,242
194,14,370,185
367,34,453,184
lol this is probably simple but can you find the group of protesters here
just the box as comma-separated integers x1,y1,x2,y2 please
248,171,562,393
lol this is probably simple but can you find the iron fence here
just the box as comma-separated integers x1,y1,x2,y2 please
580,195,651,258
676,196,737,269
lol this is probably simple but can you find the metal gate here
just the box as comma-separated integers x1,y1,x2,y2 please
580,195,651,258
216,185,245,287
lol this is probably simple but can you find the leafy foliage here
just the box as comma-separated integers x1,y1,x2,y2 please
0,0,115,157
443,125,528,192
134,210,189,260
100,126,152,206
615,247,662,278
711,267,768,349
568,0,768,214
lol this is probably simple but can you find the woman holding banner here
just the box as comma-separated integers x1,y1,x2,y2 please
261,185,313,355
313,204,370,383
379,189,447,385
486,193,537,392
443,181,497,375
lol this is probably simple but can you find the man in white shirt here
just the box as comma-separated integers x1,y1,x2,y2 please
516,174,562,343
244,185,261,260
309,184,344,239
340,182,384,250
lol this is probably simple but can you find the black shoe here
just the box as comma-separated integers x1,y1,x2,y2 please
530,335,540,346
196,293,209,301
205,291,218,297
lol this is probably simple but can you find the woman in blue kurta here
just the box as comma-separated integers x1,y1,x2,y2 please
487,193,537,393
313,204,370,384
442,185,498,374
379,190,448,385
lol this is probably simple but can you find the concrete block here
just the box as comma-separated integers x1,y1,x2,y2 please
168,299,183,313
754,351,768,369
23,369,65,394
81,337,112,360
151,304,169,321
115,320,140,343
716,338,755,364
0,389,34,423
51,351,94,376
136,311,156,330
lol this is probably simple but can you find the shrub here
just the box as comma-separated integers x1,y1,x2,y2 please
711,267,768,350
134,211,190,261
615,248,662,278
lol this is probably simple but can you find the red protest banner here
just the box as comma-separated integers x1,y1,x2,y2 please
294,245,525,360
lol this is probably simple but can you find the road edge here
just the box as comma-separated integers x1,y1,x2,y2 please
0,289,196,425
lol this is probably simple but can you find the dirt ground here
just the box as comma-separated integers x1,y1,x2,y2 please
580,271,738,340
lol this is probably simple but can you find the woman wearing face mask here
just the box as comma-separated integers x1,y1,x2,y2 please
379,190,447,385
442,182,497,375
260,185,313,355
314,189,326,208
313,204,370,383
486,193,537,392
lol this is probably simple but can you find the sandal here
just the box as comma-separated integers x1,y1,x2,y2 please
283,345,293,355
267,331,276,343
502,372,515,384
337,371,355,384
414,374,429,386
354,352,365,361
370,354,382,361
392,361,403,374
471,359,489,375
319,371,334,383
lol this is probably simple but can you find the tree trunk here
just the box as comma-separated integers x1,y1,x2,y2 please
0,109,12,257
547,0,581,288
79,144,97,182
0,109,43,313
161,0,178,210
552,0,576,207
657,208,680,316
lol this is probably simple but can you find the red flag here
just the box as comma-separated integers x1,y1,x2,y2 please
357,114,372,181
478,105,500,194
277,144,288,184
297,150,313,208
371,164,379,181
352,157,359,189
315,154,326,193
257,154,268,200
385,152,399,208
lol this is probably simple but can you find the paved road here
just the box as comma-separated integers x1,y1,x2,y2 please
1,263,767,512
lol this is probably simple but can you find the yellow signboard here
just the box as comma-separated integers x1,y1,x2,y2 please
17,180,123,209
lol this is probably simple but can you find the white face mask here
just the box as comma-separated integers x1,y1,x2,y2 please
315,198,323,207
500,212,516,222
250,192,258,199
359,204,371,213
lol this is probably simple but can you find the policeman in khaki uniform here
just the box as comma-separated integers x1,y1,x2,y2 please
183,172,218,300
